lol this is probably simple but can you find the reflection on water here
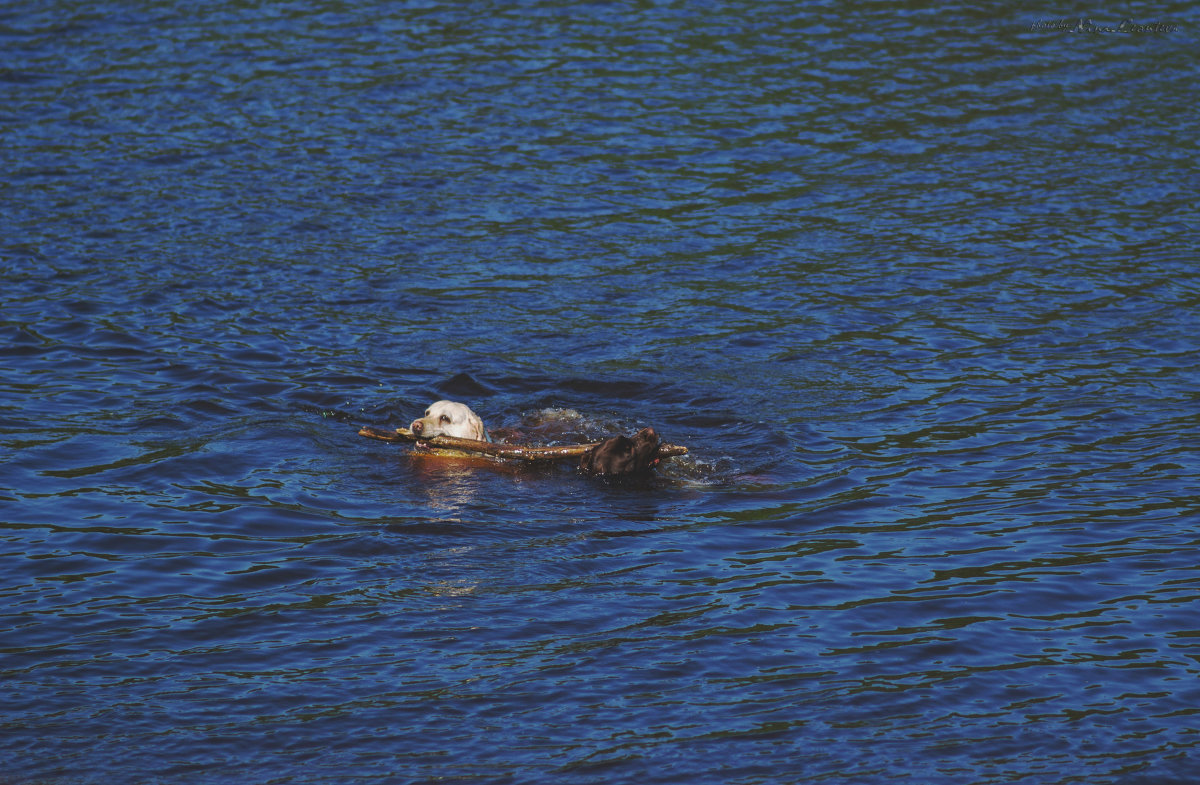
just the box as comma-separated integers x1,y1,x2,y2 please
407,453,504,511
3,0,1199,783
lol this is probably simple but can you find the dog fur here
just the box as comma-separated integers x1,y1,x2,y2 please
579,427,660,477
409,400,489,441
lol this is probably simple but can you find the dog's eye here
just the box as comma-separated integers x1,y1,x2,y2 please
440,414,451,423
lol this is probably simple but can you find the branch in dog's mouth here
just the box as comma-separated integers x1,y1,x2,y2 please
356,424,688,465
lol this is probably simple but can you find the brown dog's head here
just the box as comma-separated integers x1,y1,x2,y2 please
579,427,660,476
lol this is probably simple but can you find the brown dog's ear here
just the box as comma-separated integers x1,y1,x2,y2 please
578,438,613,475
579,439,618,475
580,429,660,477
579,447,594,474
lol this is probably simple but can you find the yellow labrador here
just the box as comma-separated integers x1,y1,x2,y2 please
409,400,489,442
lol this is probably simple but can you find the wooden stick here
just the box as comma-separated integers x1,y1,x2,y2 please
357,426,688,462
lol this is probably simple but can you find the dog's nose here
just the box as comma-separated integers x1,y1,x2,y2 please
411,420,423,436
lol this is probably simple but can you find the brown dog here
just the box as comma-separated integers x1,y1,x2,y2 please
579,427,660,476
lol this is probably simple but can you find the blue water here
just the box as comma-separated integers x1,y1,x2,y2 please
3,1,1199,783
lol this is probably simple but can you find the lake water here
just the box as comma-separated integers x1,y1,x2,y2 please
3,1,1199,783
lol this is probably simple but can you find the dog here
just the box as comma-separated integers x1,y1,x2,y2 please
409,400,489,442
579,427,660,477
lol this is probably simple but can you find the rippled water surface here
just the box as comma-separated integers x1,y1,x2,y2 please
3,1,1199,783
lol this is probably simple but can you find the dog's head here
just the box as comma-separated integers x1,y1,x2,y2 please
580,427,660,476
410,400,488,441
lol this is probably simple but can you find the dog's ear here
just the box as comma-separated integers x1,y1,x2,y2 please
579,442,605,474
580,434,643,476
579,437,616,475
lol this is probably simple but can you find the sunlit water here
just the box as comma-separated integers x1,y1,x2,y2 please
3,1,1199,783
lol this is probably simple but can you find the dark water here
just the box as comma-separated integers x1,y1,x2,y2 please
3,1,1199,783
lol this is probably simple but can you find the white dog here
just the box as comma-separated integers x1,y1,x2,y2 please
409,400,489,442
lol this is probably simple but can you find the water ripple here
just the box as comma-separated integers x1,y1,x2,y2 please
4,0,1200,783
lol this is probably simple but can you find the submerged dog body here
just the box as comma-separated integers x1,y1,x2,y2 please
409,400,489,442
579,427,660,477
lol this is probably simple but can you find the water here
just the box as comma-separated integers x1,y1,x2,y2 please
3,1,1199,783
